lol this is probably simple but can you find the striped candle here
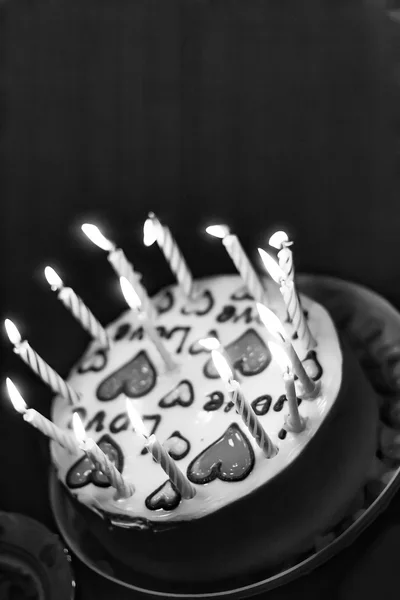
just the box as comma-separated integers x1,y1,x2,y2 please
6,378,79,454
269,231,294,283
144,213,196,299
206,225,268,306
4,319,81,406
81,224,156,320
44,267,110,349
230,380,278,458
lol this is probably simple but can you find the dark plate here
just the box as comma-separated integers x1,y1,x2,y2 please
49,275,400,598
0,511,75,600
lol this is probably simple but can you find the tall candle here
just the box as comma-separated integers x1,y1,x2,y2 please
44,266,110,349
120,277,177,372
144,213,196,299
6,378,79,454
268,342,305,433
269,230,294,283
73,413,134,500
4,319,81,406
81,223,156,320
206,225,269,306
258,248,316,353
256,303,319,399
211,349,277,458
126,401,196,499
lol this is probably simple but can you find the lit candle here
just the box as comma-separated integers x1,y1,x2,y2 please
119,277,177,372
258,248,316,352
269,230,294,283
211,349,277,458
44,266,110,349
268,342,305,433
143,213,196,299
126,400,196,499
256,303,319,399
81,223,156,320
4,319,81,406
6,378,79,454
72,413,134,500
206,225,269,306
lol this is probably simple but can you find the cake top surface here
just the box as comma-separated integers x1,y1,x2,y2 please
51,274,342,526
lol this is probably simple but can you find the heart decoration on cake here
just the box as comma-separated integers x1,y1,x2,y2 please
203,328,271,379
77,348,108,374
251,395,272,416
158,380,194,408
230,285,254,301
187,423,255,484
96,350,157,401
189,330,220,355
303,350,323,381
163,431,190,460
145,480,182,511
66,434,124,489
154,289,174,315
203,391,225,412
181,289,214,316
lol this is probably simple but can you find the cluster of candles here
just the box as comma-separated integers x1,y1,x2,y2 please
4,215,320,502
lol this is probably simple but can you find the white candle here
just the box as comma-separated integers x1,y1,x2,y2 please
268,342,305,433
258,248,316,353
211,349,277,458
119,277,177,372
144,213,196,299
269,230,294,283
6,378,79,453
206,225,269,306
81,223,156,320
44,266,110,349
126,400,196,499
256,303,319,399
4,319,81,406
72,413,134,500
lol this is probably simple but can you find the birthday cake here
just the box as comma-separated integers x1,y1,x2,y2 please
50,271,379,585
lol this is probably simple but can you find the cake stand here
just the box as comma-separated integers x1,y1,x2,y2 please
49,275,400,598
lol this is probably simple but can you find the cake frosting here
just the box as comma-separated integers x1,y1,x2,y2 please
50,274,379,584
52,274,339,521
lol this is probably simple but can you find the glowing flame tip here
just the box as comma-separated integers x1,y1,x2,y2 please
269,231,290,249
268,341,292,373
211,349,234,384
72,412,87,445
81,223,114,252
4,319,22,346
44,266,63,289
6,377,27,413
120,277,141,310
258,248,285,284
198,337,220,351
125,400,149,438
206,225,230,239
143,215,159,247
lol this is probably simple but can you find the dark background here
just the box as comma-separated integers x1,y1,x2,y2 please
1,1,400,598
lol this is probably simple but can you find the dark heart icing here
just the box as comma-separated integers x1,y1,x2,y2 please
187,423,255,484
230,286,254,301
163,430,190,460
251,395,272,416
66,434,124,489
154,289,174,315
96,350,157,401
158,380,194,409
189,330,219,355
181,289,214,316
303,350,323,381
78,348,108,374
273,395,287,412
113,323,132,342
145,480,181,511
224,401,235,413
203,391,224,412
204,329,271,379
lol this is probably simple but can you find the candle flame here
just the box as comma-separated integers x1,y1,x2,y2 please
256,303,286,341
120,277,141,311
4,319,22,346
44,266,63,290
206,225,230,239
143,213,159,247
268,341,292,373
198,337,220,351
211,349,234,384
72,412,87,445
6,378,27,413
125,400,149,439
258,248,286,284
81,224,115,252
269,231,290,250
